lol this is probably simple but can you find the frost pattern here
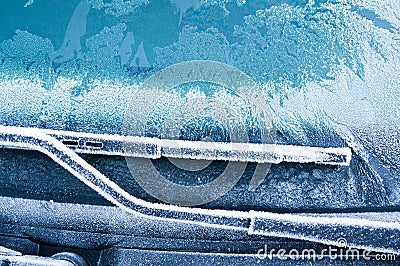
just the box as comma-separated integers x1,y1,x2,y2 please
343,0,400,30
89,0,149,17
85,23,127,75
230,4,369,87
155,26,230,68
0,30,53,63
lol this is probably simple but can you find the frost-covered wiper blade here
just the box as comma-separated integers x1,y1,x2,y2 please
1,126,351,166
2,125,400,255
